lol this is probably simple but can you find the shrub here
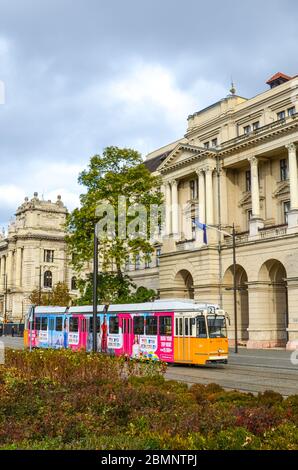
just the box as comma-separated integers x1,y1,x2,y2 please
207,427,261,450
260,423,298,450
0,349,297,450
234,406,283,435
257,390,284,407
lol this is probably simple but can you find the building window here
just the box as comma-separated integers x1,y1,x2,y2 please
277,110,285,120
156,248,161,267
44,250,54,263
125,257,130,271
211,138,218,147
284,201,290,224
252,121,260,131
44,270,52,288
243,125,251,134
280,159,288,181
245,170,251,192
204,141,209,149
71,276,77,290
145,254,150,269
135,254,140,270
189,180,198,199
288,106,296,117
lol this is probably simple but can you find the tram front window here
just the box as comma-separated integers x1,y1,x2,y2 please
207,316,227,338
196,316,207,338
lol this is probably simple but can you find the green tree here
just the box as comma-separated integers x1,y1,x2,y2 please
75,273,157,306
66,146,163,302
29,282,72,306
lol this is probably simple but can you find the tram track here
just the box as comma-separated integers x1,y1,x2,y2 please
165,363,298,397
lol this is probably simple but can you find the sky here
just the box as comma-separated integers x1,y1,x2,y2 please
0,0,298,226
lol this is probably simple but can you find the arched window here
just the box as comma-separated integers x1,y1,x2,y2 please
44,270,52,288
71,276,77,291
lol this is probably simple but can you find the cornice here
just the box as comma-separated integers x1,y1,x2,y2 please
218,117,298,157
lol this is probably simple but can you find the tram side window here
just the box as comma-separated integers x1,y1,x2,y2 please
56,317,63,332
146,316,157,335
134,316,144,335
179,317,183,336
184,318,189,336
89,318,101,333
109,316,119,334
159,316,172,336
196,316,207,338
69,317,79,333
35,317,41,330
191,318,196,336
41,317,48,331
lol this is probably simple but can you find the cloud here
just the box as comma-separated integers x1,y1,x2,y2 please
1,0,298,226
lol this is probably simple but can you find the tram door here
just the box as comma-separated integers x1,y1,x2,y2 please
48,316,55,347
121,314,133,356
79,317,88,349
175,316,196,363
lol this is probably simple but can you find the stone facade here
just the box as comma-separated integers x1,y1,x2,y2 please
127,73,298,350
0,193,78,322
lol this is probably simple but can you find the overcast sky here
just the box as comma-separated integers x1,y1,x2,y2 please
0,0,298,226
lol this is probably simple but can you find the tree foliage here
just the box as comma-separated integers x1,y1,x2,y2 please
74,273,157,306
66,146,163,271
29,282,72,306
66,146,162,302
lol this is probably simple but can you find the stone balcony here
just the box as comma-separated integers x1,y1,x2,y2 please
176,238,196,251
224,224,289,246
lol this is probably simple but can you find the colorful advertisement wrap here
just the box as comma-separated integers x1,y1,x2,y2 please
112,311,174,362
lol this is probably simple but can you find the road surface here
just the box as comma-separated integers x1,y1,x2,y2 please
1,338,298,396
165,348,298,396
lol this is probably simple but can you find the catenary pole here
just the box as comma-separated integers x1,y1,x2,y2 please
92,223,98,353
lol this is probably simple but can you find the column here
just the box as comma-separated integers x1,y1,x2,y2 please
220,167,228,226
171,179,179,235
285,143,298,229
286,143,298,209
285,277,298,350
6,250,12,289
248,156,260,217
165,181,172,236
205,166,214,225
0,257,4,291
248,156,263,236
196,169,205,224
15,247,22,288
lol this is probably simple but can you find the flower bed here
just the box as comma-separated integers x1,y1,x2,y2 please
0,349,297,450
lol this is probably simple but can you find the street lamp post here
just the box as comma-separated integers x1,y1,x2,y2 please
92,224,98,353
211,223,238,354
232,223,238,354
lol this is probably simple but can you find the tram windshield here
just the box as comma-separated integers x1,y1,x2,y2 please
207,315,227,338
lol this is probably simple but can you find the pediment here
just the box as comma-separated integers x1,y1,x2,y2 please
158,143,215,172
238,192,251,207
273,180,290,198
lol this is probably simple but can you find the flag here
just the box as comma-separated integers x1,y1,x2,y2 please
194,219,208,244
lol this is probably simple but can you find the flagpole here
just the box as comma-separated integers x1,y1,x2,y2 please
195,219,238,353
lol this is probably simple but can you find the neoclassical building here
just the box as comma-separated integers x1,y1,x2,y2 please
0,193,79,322
128,72,298,350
